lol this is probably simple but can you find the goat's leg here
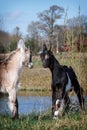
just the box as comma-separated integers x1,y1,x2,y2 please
52,90,57,115
64,93,70,112
8,89,19,119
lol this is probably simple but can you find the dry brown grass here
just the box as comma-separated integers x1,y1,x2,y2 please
20,52,87,94
21,67,51,91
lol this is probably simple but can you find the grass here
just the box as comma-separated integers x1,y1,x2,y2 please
0,110,87,130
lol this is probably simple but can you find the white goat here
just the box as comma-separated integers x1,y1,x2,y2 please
0,39,30,119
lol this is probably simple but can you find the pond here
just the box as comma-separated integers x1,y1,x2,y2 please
0,91,87,115
0,91,52,115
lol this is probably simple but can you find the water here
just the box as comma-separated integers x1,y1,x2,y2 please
0,93,52,115
18,95,52,115
0,92,87,115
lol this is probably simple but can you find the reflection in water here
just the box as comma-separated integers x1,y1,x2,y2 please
0,92,87,115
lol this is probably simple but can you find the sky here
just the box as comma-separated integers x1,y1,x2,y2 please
0,0,87,36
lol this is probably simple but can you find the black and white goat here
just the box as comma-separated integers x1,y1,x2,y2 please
40,44,84,118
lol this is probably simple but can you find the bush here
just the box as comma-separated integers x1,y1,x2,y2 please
0,42,9,53
8,40,17,51
25,38,40,55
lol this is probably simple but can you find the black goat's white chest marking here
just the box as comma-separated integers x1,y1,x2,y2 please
65,73,72,92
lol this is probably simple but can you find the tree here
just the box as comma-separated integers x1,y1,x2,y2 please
37,5,64,47
27,21,40,39
25,38,39,54
8,40,17,51
0,30,10,53
27,21,40,51
13,26,22,40
67,15,87,51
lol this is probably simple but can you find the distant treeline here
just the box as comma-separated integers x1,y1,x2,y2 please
0,5,87,54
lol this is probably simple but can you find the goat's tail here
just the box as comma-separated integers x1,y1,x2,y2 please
68,66,84,109
72,75,84,109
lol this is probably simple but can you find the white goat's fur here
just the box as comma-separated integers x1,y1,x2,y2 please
0,39,30,118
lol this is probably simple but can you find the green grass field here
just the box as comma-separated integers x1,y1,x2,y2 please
0,110,87,130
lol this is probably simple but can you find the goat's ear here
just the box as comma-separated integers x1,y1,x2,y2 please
17,39,25,52
49,43,53,53
49,44,52,51
42,44,47,51
49,50,53,56
48,43,53,54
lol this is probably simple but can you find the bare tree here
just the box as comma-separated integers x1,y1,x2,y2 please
67,14,87,51
37,5,64,47
27,21,40,39
13,26,21,38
